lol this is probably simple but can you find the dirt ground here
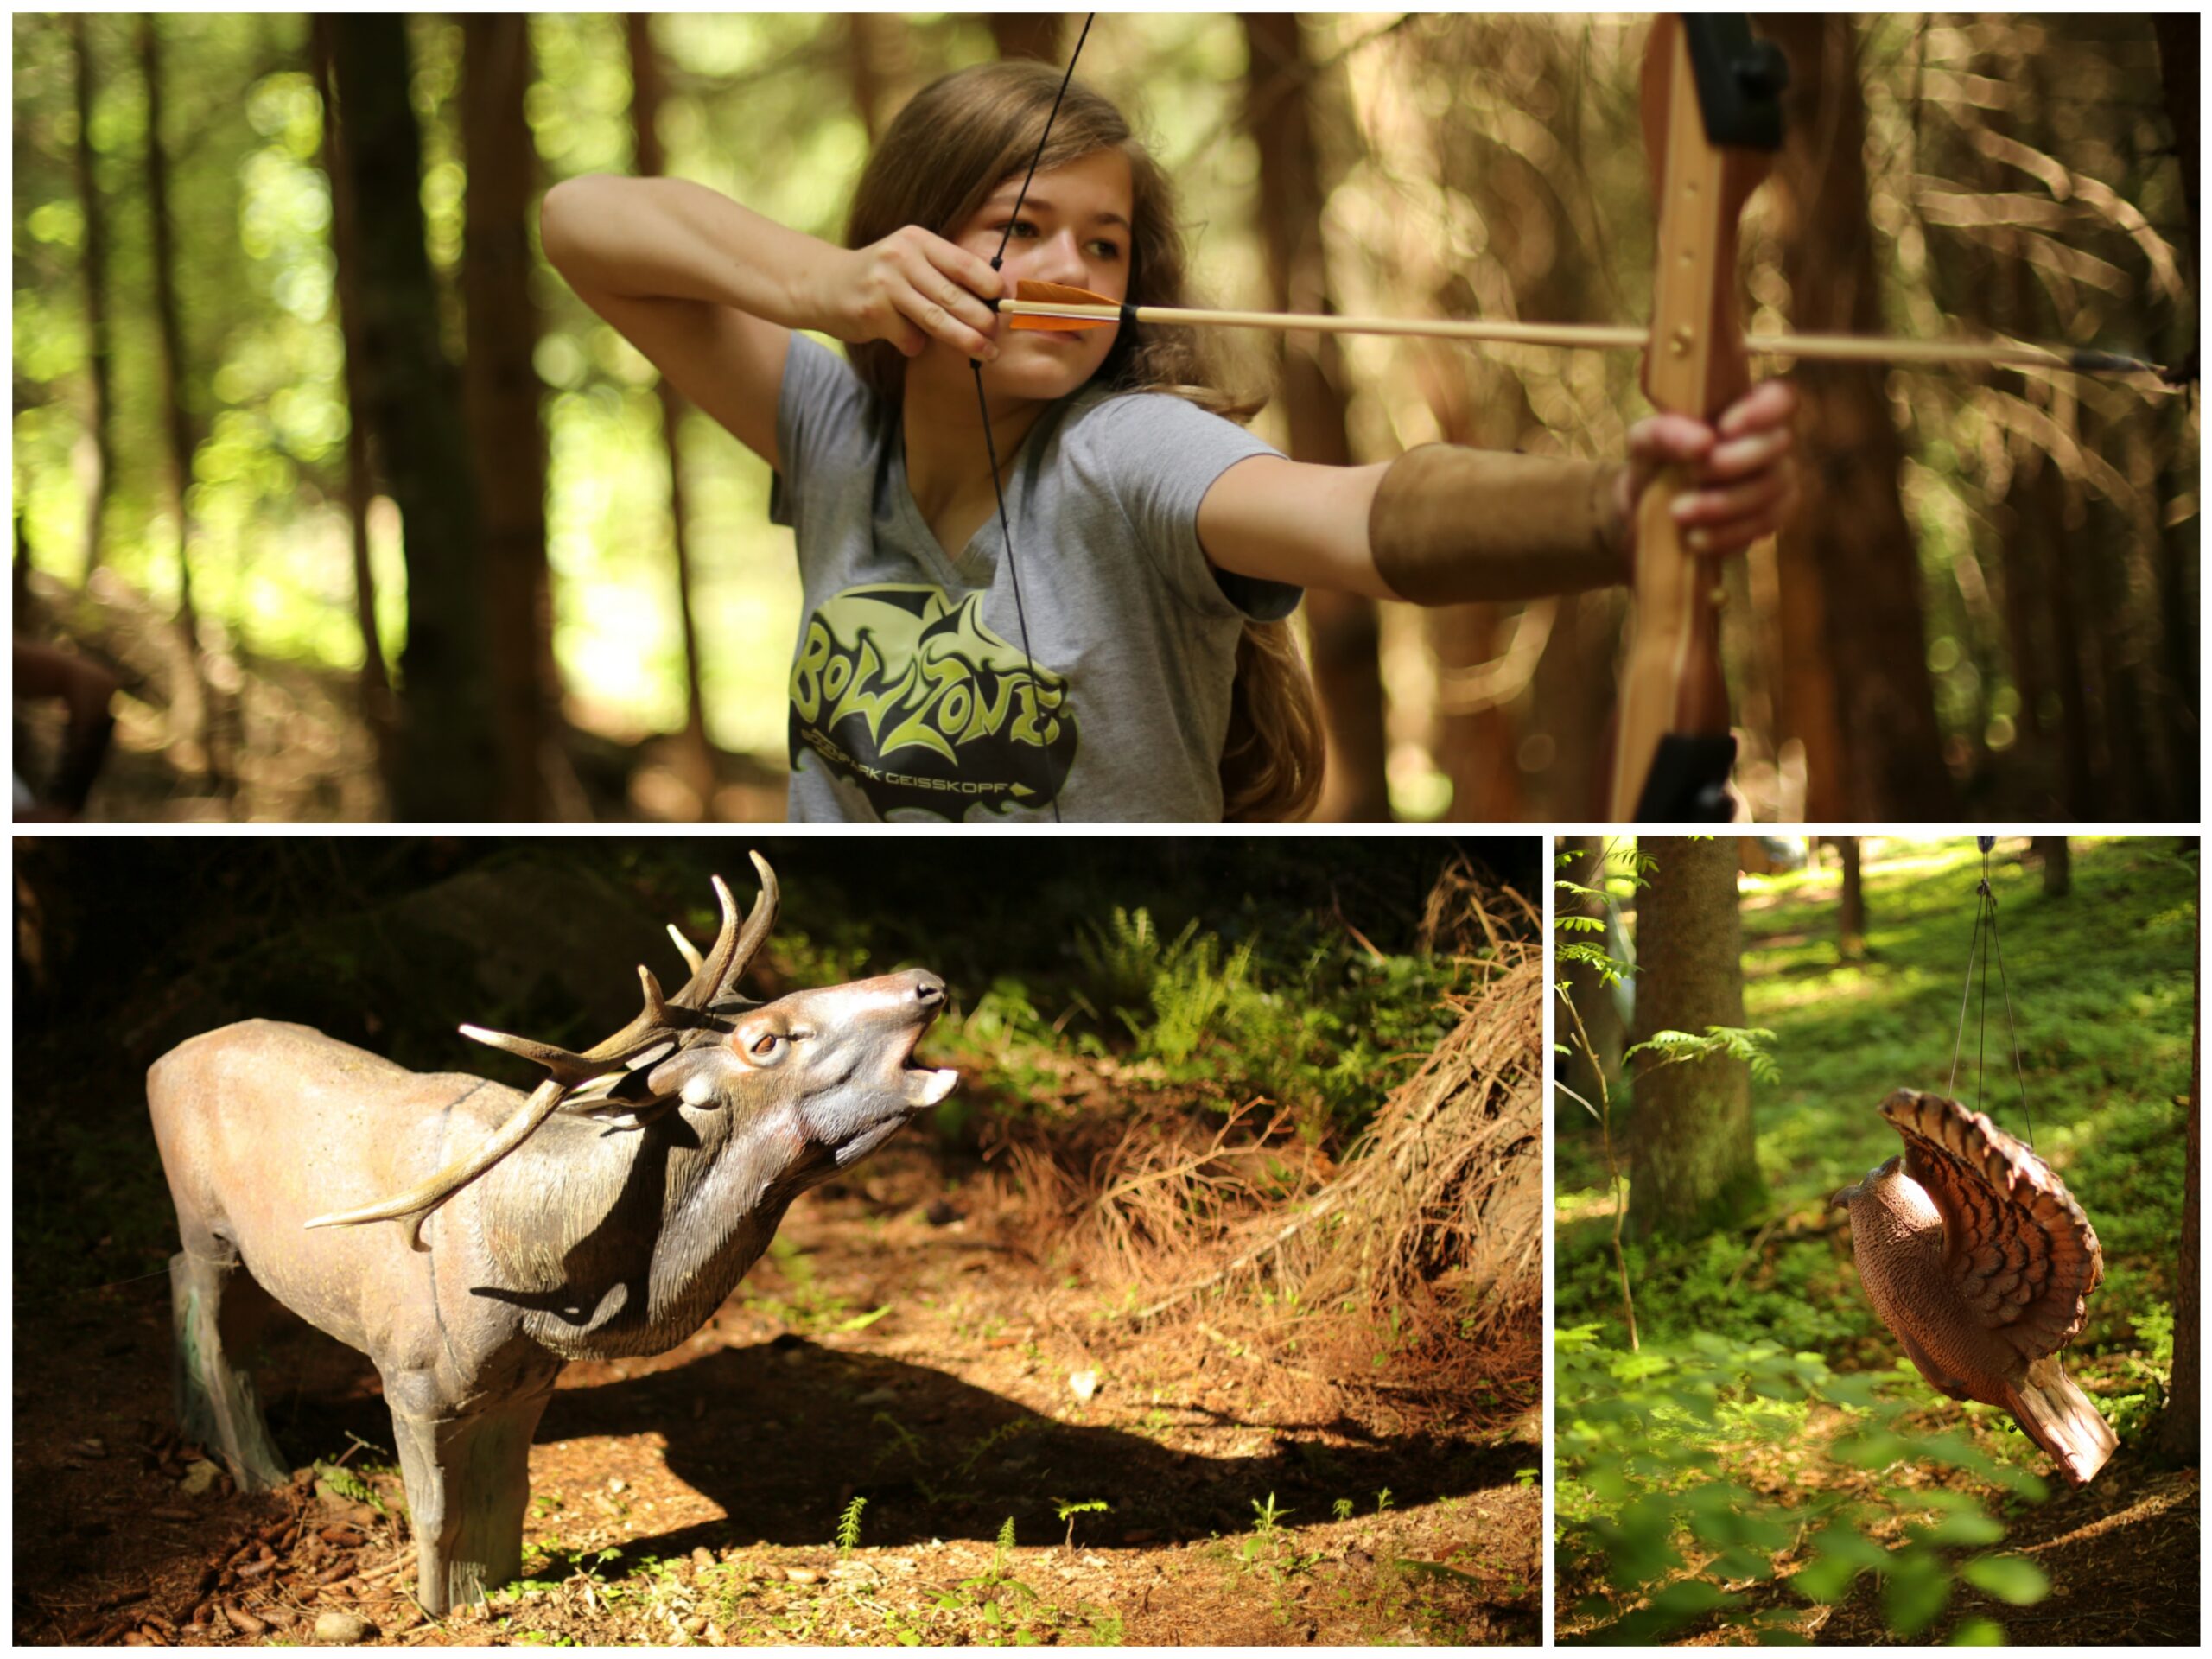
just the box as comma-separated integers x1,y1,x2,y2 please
14,1135,1539,1648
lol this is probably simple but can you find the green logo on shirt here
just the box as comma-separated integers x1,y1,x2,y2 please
790,585,1077,819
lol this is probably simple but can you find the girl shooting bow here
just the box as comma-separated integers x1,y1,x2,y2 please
542,59,1798,823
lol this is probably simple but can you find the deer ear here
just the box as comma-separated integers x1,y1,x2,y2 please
646,1045,734,1109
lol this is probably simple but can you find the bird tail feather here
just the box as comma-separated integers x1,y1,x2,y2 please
2003,1354,2117,1485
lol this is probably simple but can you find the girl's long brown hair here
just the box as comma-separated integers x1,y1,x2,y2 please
846,60,1324,823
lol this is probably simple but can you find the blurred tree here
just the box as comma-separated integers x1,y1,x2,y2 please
1761,14,1955,822
67,14,117,585
460,14,557,821
2031,836,2070,897
328,14,496,820
1558,834,1624,1120
986,13,1064,66
1835,836,1865,957
626,10,715,816
1628,836,1764,1240
1242,11,1388,822
136,13,226,798
309,15,397,787
2156,913,2196,1465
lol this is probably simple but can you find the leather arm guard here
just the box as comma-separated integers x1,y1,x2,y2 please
1367,444,1630,605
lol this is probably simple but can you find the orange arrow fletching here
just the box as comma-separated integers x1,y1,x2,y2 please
1006,279,1119,330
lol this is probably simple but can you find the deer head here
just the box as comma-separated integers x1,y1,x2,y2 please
303,854,956,1249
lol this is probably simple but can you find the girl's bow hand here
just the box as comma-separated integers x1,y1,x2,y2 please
1614,378,1800,563
830,226,1005,361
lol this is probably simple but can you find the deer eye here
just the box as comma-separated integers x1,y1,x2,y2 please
750,1033,785,1059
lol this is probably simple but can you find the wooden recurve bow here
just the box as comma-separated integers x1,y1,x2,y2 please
1606,15,1789,823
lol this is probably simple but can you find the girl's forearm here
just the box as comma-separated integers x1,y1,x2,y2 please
540,175,843,332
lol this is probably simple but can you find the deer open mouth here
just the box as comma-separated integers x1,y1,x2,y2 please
893,1019,958,1109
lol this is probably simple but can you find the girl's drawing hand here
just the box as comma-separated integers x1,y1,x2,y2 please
832,226,1005,361
1616,378,1800,563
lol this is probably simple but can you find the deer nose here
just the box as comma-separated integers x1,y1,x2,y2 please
907,970,946,1009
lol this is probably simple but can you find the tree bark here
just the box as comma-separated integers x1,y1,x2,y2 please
67,13,117,587
2031,836,2070,898
628,11,717,817
1240,11,1389,822
1558,835,1625,1122
1627,836,1764,1240
1834,836,1865,957
308,16,397,787
987,13,1064,65
329,14,498,822
460,14,556,822
2156,902,2198,1464
1760,14,1957,820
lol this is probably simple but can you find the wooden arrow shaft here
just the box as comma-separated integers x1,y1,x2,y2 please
999,295,2165,378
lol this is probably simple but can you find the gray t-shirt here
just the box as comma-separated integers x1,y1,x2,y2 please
771,334,1300,823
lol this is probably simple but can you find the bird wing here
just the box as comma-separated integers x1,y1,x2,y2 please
1880,1089,2101,1363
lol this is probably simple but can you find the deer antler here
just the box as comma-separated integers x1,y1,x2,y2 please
304,853,781,1249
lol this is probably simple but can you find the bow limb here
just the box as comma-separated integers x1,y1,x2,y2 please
1606,15,1784,822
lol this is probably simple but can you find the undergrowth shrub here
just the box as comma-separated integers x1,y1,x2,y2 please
1555,1325,2050,1644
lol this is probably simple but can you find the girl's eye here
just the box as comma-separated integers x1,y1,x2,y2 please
1089,239,1124,262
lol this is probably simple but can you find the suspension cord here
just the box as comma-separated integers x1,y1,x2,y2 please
971,12,1095,824
1947,836,2036,1147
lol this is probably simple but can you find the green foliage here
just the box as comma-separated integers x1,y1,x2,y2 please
835,1494,867,1554
1065,905,1459,1141
1624,1025,1781,1086
1556,1325,2050,1644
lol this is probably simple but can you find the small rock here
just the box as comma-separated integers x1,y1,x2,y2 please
1067,1370,1100,1402
75,1437,109,1459
607,1477,627,1495
784,1567,822,1586
682,1614,709,1636
314,1610,375,1643
924,1198,958,1226
852,1386,898,1407
1344,1546,1375,1568
690,1546,716,1572
178,1459,221,1497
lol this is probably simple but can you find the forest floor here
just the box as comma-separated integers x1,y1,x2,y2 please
15,1132,1538,1648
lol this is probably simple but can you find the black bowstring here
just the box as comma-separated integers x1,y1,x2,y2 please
971,11,1095,825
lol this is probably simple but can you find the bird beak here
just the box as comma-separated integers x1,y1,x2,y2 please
1829,1182,1856,1210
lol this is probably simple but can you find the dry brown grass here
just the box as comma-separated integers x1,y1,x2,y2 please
978,860,1542,1425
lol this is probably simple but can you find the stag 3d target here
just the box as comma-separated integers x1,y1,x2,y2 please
147,855,956,1614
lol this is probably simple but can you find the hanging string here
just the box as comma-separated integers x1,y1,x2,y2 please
969,12,1095,825
1947,836,2036,1147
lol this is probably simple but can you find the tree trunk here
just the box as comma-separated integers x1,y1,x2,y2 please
308,16,397,788
628,11,716,817
328,14,498,822
1240,11,1389,822
460,14,555,822
1834,836,1865,957
1558,835,1625,1123
67,13,117,587
1760,14,1957,820
987,13,1064,65
1627,836,1764,1240
137,14,232,801
2031,836,2070,897
2154,904,2197,1464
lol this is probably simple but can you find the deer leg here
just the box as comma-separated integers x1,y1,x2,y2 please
168,1248,290,1491
385,1387,552,1615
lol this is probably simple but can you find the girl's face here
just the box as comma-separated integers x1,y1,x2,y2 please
952,148,1133,401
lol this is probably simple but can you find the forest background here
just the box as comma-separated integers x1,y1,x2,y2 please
1553,834,2196,1644
11,13,2197,822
